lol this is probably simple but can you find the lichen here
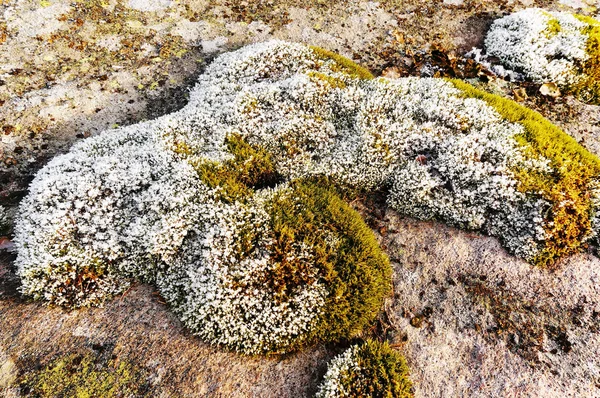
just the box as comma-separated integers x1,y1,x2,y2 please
14,41,600,356
485,9,600,104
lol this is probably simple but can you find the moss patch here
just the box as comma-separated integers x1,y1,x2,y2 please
307,71,348,88
266,180,392,350
545,17,562,37
449,79,600,266
178,133,281,203
318,340,413,398
18,351,150,398
310,45,375,80
353,340,413,398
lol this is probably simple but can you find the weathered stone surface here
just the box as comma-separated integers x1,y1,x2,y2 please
375,213,600,397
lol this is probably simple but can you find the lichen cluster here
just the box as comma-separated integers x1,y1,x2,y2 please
14,40,600,357
485,9,600,103
316,340,413,398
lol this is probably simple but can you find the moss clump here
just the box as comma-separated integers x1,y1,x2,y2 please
449,79,600,265
316,340,413,398
19,352,150,398
545,18,562,37
308,71,348,88
266,180,392,349
310,46,375,80
181,133,280,203
573,14,600,104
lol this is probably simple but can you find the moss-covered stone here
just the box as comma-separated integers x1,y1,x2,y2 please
316,339,413,398
267,180,392,350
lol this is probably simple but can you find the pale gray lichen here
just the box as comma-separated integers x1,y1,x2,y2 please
0,205,8,233
484,8,598,93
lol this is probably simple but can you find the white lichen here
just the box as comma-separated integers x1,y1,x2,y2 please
0,205,7,230
315,345,362,398
156,186,327,355
484,8,591,87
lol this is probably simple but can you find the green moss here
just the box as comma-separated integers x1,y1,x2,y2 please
266,179,392,350
19,352,150,398
339,340,413,398
545,17,562,37
449,79,600,265
310,46,375,80
307,71,347,88
178,134,280,203
176,133,391,353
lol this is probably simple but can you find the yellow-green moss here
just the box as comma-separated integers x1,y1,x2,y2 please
176,134,280,203
19,352,150,398
334,340,413,398
307,71,347,88
266,179,392,351
310,46,375,80
545,17,562,37
449,79,600,265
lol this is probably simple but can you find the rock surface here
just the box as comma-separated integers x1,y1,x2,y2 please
1,0,600,396
378,214,600,397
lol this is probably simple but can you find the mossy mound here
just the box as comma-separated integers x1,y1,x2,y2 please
316,340,413,398
156,174,391,355
267,180,391,350
14,40,600,356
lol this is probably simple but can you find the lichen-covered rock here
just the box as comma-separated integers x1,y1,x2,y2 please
485,9,600,102
14,40,600,355
14,125,203,307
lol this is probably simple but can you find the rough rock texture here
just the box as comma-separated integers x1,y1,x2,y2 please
375,212,600,397
1,0,600,396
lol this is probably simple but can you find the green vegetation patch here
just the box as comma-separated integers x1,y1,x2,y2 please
573,14,600,104
450,78,600,265
18,351,150,398
177,133,281,203
316,339,413,398
310,45,375,80
266,180,392,349
546,18,562,37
